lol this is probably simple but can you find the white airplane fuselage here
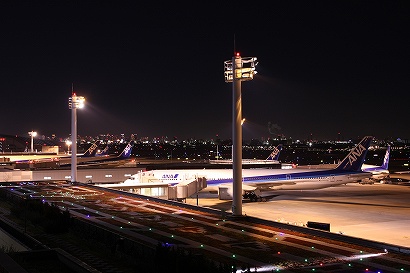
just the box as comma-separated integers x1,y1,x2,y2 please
126,167,371,192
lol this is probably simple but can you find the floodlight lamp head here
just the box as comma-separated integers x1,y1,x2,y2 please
224,56,258,82
68,95,85,109
78,98,85,109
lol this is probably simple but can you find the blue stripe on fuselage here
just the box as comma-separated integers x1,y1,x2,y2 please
206,169,365,186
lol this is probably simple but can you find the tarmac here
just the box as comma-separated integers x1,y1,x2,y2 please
185,183,410,248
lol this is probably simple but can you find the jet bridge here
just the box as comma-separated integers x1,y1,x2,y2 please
99,175,207,200
168,177,207,201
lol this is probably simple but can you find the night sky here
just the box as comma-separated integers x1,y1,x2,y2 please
1,1,409,141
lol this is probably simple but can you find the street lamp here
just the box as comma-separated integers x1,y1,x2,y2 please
68,93,85,183
28,131,37,153
224,53,257,217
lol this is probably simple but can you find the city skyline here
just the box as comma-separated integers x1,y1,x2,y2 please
1,2,409,141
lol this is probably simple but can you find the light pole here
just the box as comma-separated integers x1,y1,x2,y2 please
224,53,257,217
28,131,37,153
68,93,85,183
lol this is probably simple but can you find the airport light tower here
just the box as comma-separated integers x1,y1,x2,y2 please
68,92,85,183
224,53,257,217
28,131,37,153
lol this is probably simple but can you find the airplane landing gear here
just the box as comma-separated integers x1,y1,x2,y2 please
243,192,266,202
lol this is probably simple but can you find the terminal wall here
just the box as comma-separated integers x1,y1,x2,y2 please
0,168,145,183
32,168,144,183
0,171,32,182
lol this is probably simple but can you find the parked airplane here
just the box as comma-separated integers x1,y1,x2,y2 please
59,141,134,167
124,136,373,199
361,145,390,182
209,144,283,165
4,141,100,164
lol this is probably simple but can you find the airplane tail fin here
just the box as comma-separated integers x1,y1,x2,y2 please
381,145,391,170
266,144,282,161
97,145,109,156
82,141,99,157
335,136,373,171
117,141,134,159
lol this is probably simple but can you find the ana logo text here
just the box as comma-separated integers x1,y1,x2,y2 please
347,144,366,166
384,149,390,164
162,174,179,179
123,144,132,154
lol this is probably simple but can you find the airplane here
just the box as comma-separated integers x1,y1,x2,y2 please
4,141,100,165
59,141,134,167
209,144,283,165
361,145,390,182
45,140,100,161
123,136,373,200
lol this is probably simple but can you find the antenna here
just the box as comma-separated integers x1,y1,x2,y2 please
71,83,74,95
233,34,236,55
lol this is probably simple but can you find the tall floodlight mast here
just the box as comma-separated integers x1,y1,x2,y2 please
224,53,257,217
68,92,85,183
28,131,37,153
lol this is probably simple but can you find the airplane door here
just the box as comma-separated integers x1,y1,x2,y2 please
286,174,291,180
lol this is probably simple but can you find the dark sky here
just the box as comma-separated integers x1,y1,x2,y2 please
1,1,409,141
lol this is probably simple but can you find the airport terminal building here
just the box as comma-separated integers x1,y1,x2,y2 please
0,167,206,200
